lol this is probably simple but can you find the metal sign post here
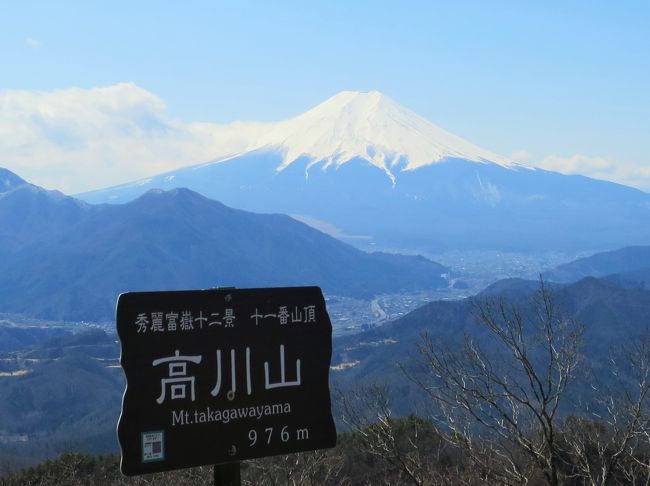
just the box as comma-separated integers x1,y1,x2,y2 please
116,286,336,477
214,462,240,486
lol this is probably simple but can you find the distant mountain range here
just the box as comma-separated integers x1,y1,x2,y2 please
0,170,447,322
545,245,650,285
78,91,650,252
333,275,650,414
0,327,122,460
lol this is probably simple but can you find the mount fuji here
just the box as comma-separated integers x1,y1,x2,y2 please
79,91,650,252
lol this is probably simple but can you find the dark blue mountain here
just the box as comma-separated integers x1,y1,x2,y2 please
79,153,650,253
0,170,447,321
544,246,650,284
332,276,650,413
0,168,27,193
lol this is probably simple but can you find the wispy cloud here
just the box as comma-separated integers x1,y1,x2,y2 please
537,154,612,174
510,150,532,164
0,83,260,193
514,151,650,193
25,37,41,49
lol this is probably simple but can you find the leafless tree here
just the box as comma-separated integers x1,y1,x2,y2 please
242,449,342,486
562,337,650,485
405,280,583,486
338,383,462,485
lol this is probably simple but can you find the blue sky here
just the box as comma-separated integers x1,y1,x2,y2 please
1,1,649,193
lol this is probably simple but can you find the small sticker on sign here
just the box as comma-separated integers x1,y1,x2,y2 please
142,431,165,462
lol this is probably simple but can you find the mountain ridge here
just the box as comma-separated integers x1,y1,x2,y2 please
332,275,650,414
544,246,650,284
78,153,650,251
0,168,28,193
0,170,448,321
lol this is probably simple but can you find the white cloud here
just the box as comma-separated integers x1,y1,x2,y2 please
517,153,650,193
510,149,532,164
0,83,261,193
541,154,650,192
537,154,612,173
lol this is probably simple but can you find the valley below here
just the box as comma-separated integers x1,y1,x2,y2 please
1,86,648,483
1,246,639,475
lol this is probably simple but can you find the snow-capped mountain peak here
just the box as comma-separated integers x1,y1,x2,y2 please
75,90,650,254
245,90,512,182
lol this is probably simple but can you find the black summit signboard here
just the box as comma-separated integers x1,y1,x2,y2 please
117,286,336,476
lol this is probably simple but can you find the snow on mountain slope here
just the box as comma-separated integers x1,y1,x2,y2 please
80,90,517,195
264,91,510,176
217,91,513,183
75,91,650,252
